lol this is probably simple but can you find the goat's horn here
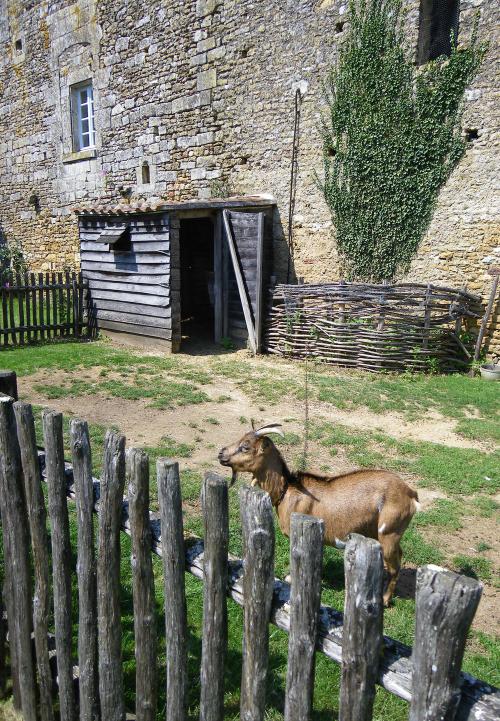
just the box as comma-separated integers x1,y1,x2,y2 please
254,424,285,438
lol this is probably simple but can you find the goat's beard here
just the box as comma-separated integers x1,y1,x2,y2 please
230,469,238,487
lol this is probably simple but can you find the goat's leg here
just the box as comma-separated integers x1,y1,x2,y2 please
378,533,401,607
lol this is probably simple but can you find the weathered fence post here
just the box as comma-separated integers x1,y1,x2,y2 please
15,402,55,721
0,371,17,400
44,409,76,721
200,472,229,721
0,521,21,708
284,514,324,721
339,534,384,721
157,459,187,721
0,396,37,719
239,485,275,721
70,419,99,721
0,572,5,700
98,431,126,721
127,448,157,721
409,565,483,721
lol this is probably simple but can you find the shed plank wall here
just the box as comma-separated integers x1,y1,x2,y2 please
80,214,171,341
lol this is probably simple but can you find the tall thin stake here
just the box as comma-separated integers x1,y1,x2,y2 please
157,459,187,721
97,431,126,721
239,485,275,721
127,448,157,721
44,409,76,721
200,472,229,721
70,420,99,721
0,397,37,719
15,402,55,721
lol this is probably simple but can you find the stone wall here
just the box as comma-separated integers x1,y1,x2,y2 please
0,0,498,356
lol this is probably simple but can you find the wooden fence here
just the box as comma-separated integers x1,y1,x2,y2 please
0,396,498,721
0,272,93,347
265,282,483,373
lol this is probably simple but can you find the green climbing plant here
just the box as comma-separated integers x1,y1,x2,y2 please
322,0,486,282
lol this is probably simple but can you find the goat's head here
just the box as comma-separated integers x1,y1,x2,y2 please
218,423,284,486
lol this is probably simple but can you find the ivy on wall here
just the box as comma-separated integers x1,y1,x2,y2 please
322,0,485,282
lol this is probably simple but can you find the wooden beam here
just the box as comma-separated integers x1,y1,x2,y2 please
255,212,265,354
214,212,223,343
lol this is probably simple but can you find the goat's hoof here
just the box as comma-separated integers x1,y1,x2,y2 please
383,598,392,608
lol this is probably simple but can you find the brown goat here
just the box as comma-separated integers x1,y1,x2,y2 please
218,424,419,605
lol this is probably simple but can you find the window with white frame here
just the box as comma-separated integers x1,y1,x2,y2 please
71,81,96,151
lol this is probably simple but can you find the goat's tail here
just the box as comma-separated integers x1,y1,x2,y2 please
410,489,421,515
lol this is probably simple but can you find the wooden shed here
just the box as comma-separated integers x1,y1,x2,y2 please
75,196,275,352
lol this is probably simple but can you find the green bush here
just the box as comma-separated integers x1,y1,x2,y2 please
322,0,485,281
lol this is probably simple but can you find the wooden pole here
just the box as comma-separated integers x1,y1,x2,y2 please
284,514,324,721
0,371,17,400
239,485,275,721
127,448,157,721
409,565,482,721
200,472,229,721
15,402,55,721
157,459,187,721
97,431,126,721
0,397,37,719
44,409,76,721
339,534,384,721
70,419,99,721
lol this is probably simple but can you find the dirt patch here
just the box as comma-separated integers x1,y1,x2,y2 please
21,359,487,462
316,404,486,450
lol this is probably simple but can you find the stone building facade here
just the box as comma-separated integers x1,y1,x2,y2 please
0,0,498,354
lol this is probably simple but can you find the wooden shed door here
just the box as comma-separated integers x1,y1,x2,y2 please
222,209,265,354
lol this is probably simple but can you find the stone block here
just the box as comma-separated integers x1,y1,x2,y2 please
207,45,226,61
190,52,207,66
177,135,198,148
196,0,219,18
190,167,207,179
197,37,216,53
197,68,217,90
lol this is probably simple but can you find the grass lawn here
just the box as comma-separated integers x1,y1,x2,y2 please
0,338,498,720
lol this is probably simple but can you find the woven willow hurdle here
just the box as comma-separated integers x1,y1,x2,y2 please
264,282,483,373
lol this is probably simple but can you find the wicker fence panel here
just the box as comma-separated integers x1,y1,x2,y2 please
265,282,483,373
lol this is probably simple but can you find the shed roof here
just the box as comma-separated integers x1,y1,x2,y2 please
73,195,275,216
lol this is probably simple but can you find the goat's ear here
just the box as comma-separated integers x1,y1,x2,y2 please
257,436,272,453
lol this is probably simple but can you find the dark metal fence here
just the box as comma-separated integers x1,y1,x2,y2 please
0,397,498,720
